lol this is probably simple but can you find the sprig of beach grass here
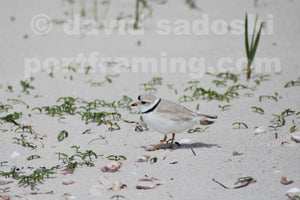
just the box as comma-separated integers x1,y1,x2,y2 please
245,13,264,80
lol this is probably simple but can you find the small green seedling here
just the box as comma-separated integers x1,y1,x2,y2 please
12,137,36,149
150,157,157,163
271,114,285,126
82,150,98,162
20,77,35,94
57,130,69,141
106,155,127,161
244,13,264,80
290,125,296,133
232,122,248,129
268,125,281,131
259,92,278,102
178,95,194,102
216,71,240,82
284,80,300,88
218,104,231,111
111,194,125,200
71,145,81,152
7,85,13,92
244,93,254,97
212,80,227,87
281,108,295,117
188,127,209,133
27,155,41,161
250,106,264,114
0,161,8,167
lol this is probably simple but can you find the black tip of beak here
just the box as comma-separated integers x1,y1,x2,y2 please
131,102,138,106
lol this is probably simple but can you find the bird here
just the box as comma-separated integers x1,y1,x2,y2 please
131,94,217,151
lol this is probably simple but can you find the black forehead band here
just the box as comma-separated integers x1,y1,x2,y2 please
138,95,141,101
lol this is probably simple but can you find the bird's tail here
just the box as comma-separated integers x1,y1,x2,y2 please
196,113,217,119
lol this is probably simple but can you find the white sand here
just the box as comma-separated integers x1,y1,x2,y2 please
0,0,300,199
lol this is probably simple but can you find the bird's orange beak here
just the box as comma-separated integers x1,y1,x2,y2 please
131,102,138,106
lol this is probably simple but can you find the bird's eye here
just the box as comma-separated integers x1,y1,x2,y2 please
141,101,146,105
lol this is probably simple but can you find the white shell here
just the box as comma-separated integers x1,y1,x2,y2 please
88,185,107,196
286,187,300,194
254,127,267,134
62,179,76,185
291,132,300,143
138,155,150,162
111,181,125,191
99,176,109,185
61,193,77,200
101,161,122,172
145,145,156,151
136,177,165,190
179,138,193,144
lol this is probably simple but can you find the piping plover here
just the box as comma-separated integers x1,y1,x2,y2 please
131,94,217,150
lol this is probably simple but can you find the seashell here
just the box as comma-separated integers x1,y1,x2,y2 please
111,181,127,191
179,138,192,144
200,119,215,125
136,177,164,190
60,167,75,175
61,193,77,200
0,180,13,185
62,179,76,185
145,145,156,151
232,151,243,156
99,176,109,185
286,187,300,194
101,161,122,172
0,195,10,200
88,185,107,196
291,132,300,143
138,155,150,162
254,127,267,135
281,176,293,185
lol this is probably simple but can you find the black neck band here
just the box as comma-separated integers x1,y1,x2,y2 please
141,98,161,114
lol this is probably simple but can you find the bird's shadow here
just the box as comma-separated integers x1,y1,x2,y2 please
141,142,220,150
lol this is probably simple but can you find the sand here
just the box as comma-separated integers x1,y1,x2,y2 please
0,0,300,199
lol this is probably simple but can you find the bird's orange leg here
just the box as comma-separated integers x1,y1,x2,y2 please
169,133,175,149
153,135,167,151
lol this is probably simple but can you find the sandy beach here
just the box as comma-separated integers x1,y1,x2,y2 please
0,0,300,199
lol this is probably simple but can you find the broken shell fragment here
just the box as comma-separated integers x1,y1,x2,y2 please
138,155,150,162
286,187,300,194
0,195,10,200
232,151,243,156
281,176,294,185
62,179,76,185
88,185,107,196
99,176,109,185
254,127,267,135
291,132,300,143
111,181,127,191
179,138,192,144
101,161,122,172
136,177,164,190
145,145,156,151
0,180,14,185
200,119,215,125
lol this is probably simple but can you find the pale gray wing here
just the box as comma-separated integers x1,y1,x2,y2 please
156,99,197,121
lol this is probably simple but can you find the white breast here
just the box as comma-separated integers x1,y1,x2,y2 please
142,112,196,135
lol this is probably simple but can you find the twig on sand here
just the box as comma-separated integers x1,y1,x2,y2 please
212,177,256,189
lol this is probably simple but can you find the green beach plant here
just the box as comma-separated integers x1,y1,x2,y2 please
244,13,264,80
